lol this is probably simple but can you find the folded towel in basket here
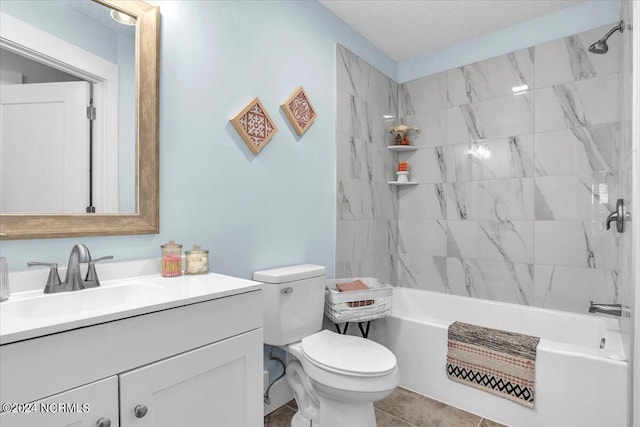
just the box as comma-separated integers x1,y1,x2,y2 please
336,280,374,307
446,321,540,408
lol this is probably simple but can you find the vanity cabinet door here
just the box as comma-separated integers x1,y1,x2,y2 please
0,376,118,427
119,328,262,427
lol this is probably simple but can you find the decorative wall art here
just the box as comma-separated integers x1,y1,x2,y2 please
281,86,317,136
230,97,278,154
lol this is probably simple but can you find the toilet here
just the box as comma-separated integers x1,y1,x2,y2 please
254,264,398,427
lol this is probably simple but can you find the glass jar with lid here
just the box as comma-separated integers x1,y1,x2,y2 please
161,240,182,277
185,245,209,275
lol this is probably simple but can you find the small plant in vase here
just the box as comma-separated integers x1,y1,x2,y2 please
389,124,419,145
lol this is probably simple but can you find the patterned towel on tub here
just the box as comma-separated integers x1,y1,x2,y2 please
446,321,540,408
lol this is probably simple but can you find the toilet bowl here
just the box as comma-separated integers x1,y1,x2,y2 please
286,330,398,427
254,264,399,427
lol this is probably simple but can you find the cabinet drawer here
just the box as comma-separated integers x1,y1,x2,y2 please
0,376,118,427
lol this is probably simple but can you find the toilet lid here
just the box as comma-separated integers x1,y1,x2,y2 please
301,330,397,376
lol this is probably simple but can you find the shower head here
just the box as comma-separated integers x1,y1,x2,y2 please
588,20,624,54
588,39,610,54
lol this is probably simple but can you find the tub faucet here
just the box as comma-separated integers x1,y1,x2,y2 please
588,301,623,317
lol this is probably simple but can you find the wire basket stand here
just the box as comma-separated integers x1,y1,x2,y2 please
324,277,393,338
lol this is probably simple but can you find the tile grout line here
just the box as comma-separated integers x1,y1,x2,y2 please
275,403,420,427
375,406,420,427
282,392,500,427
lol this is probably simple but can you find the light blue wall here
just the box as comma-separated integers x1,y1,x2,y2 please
1,0,395,280
398,0,622,82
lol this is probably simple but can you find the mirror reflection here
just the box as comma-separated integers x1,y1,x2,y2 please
0,0,136,214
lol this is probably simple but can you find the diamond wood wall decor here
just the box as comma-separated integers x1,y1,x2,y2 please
230,97,278,154
281,86,317,136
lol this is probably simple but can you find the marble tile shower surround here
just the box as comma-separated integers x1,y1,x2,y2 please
616,0,633,363
336,45,400,284
336,23,624,314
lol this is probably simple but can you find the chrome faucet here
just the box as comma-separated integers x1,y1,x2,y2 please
588,301,624,317
65,244,92,291
28,244,113,294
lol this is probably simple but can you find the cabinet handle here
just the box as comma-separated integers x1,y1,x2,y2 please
96,418,112,427
134,404,148,418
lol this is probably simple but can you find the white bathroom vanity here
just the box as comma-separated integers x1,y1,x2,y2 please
0,262,263,427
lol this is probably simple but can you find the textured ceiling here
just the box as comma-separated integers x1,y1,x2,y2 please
319,0,585,61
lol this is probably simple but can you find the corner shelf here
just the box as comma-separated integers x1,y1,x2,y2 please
387,181,418,186
387,145,418,152
387,133,418,186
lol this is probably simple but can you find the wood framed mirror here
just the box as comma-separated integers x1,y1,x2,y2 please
0,0,159,240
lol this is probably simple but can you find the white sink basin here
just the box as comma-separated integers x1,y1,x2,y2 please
1,282,168,320
0,270,261,345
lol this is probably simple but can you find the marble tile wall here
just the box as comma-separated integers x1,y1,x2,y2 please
335,45,399,284
396,24,622,313
616,1,633,360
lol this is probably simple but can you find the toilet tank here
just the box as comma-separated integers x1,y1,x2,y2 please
254,264,326,346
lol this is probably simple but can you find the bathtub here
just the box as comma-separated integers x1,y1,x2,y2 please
369,288,629,427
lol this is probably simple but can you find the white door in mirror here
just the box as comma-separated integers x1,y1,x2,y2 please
0,81,90,213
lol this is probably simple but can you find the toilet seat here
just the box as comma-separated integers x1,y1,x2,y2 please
301,330,397,377
284,330,399,423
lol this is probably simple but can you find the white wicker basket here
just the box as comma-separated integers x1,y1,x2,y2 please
324,277,393,323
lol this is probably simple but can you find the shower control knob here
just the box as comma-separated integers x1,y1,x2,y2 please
605,199,626,233
134,404,148,418
96,418,111,427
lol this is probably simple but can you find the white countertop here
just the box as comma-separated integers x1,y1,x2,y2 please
0,272,261,345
